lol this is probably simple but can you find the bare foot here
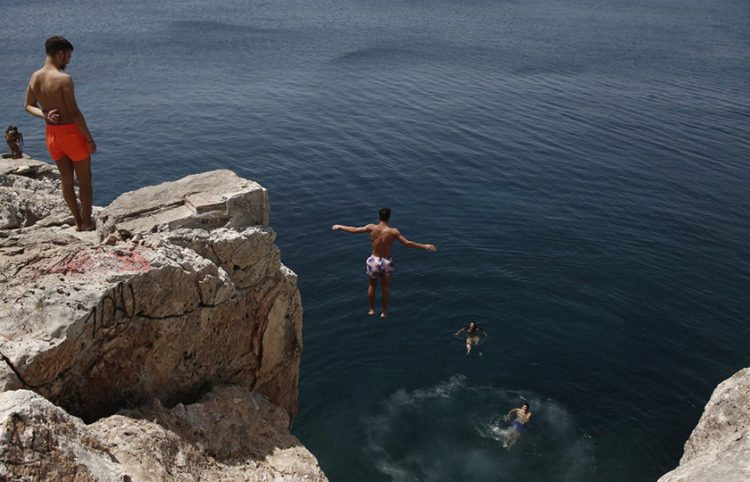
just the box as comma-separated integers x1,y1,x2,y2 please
381,312,387,318
77,222,91,232
368,309,375,315
77,218,96,232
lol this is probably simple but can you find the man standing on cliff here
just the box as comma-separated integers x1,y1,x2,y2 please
25,36,97,231
332,208,437,318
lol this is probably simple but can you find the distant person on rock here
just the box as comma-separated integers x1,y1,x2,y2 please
503,402,531,448
25,36,97,231
454,321,487,355
332,208,437,318
5,125,24,159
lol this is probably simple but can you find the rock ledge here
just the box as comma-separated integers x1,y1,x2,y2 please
0,159,326,481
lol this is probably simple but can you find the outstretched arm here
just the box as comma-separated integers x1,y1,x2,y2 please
332,224,373,234
396,231,437,251
454,327,466,336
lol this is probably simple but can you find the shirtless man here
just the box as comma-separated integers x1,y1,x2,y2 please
332,208,436,318
503,402,531,448
25,36,97,231
454,321,487,355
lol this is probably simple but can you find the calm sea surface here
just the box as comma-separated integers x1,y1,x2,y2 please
2,0,749,480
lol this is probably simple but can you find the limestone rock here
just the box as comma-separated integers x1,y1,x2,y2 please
0,388,326,481
0,157,70,229
96,169,269,244
1,166,300,423
659,367,750,482
0,158,323,479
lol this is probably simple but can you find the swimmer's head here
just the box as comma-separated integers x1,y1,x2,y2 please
522,402,530,412
45,36,74,56
469,321,476,328
378,208,391,222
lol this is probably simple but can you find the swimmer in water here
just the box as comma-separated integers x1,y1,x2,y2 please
454,321,487,355
503,402,531,448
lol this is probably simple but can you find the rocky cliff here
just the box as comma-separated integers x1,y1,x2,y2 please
0,157,326,481
659,367,750,482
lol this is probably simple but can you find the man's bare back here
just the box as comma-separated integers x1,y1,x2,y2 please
333,221,436,258
27,64,75,124
26,50,94,141
368,223,405,258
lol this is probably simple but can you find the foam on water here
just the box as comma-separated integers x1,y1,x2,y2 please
363,375,596,481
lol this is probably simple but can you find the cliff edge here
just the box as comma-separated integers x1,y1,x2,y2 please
659,367,750,482
0,157,326,481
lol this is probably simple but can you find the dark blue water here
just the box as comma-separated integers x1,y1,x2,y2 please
2,0,749,480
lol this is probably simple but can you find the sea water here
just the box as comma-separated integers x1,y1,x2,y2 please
1,0,749,480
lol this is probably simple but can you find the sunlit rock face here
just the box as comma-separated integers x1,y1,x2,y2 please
0,159,326,481
0,388,326,481
659,367,750,482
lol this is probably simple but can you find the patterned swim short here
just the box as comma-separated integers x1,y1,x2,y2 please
366,255,394,279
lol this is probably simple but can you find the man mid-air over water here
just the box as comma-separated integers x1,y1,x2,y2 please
332,208,436,318
503,402,531,448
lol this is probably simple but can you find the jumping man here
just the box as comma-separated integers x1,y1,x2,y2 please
332,208,436,318
25,36,97,231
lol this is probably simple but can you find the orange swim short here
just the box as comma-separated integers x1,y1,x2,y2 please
46,123,90,162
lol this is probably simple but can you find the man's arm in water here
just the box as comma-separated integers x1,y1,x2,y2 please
332,224,374,233
454,326,466,336
395,230,437,251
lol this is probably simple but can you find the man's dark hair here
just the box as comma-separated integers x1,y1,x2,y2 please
378,208,391,222
45,36,74,56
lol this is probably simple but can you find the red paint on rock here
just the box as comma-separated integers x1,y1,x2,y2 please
33,248,153,276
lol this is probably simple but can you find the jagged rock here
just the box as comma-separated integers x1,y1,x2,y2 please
0,165,301,422
96,169,269,244
659,367,750,482
0,158,323,480
0,388,326,481
0,157,70,229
